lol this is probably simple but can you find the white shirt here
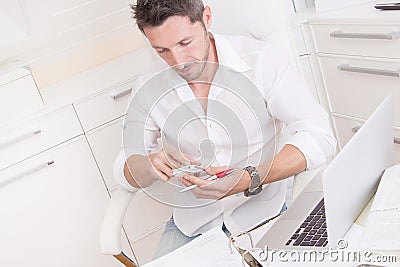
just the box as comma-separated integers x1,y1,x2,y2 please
113,33,336,236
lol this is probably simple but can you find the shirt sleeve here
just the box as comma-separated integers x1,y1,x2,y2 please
263,45,337,170
112,76,161,191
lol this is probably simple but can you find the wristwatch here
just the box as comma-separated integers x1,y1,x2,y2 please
243,166,262,197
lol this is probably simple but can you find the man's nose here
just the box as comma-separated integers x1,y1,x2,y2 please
170,49,186,67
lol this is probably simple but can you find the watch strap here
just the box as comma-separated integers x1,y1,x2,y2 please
243,166,262,197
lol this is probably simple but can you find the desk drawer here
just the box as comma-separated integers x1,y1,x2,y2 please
319,55,400,127
0,73,44,128
311,23,400,58
332,114,400,164
0,106,82,170
74,76,140,132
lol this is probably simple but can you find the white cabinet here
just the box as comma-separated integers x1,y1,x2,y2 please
74,76,140,132
298,55,319,100
318,55,400,127
0,105,81,171
0,103,135,266
0,137,124,266
333,114,400,165
309,2,400,161
289,7,328,106
86,118,125,189
0,68,44,128
311,23,400,59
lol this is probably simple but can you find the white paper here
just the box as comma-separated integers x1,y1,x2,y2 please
360,164,400,250
142,227,245,267
343,223,365,250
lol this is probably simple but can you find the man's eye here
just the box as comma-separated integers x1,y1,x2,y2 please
181,40,192,46
157,49,166,54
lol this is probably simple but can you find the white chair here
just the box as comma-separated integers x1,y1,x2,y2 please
99,1,323,265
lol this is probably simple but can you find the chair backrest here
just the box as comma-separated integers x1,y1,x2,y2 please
204,0,295,56
204,0,289,40
144,0,297,63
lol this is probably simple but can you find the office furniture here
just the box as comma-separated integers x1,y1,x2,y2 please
0,68,44,128
307,2,400,164
0,49,157,266
0,105,133,266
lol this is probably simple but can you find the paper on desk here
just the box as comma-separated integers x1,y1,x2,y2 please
360,164,400,250
142,227,245,267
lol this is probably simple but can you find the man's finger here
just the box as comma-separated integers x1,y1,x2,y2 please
204,165,229,175
164,154,183,170
183,175,212,187
162,145,191,165
177,176,193,187
152,158,173,178
152,168,170,182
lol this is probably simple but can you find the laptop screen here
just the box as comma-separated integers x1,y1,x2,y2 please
323,94,394,247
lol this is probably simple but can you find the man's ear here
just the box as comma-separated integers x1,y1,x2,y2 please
203,5,212,29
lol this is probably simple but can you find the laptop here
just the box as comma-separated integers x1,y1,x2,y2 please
257,94,394,250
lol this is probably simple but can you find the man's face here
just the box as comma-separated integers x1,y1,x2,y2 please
143,16,210,82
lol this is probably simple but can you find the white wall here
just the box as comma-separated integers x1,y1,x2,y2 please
0,0,145,88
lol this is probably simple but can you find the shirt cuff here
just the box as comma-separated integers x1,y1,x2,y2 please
113,151,139,192
285,132,327,170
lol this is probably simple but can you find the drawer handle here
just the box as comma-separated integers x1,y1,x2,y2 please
338,64,400,77
352,126,400,144
0,160,54,188
0,129,42,150
110,75,141,101
330,30,400,40
110,88,133,101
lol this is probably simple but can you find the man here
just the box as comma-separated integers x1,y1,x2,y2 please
113,0,336,258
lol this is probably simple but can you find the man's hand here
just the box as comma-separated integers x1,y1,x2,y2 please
148,145,198,182
178,166,251,199
124,145,199,188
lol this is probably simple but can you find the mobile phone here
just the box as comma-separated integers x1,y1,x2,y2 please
374,2,400,10
172,165,204,177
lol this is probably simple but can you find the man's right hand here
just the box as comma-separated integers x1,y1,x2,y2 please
147,145,194,182
124,146,200,188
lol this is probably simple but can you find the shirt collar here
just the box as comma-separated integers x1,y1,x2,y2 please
210,32,252,73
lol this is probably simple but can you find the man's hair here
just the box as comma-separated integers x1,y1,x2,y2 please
131,0,205,34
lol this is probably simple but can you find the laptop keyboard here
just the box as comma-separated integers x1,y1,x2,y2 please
285,199,328,247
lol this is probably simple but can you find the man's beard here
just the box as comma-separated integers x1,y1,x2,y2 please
176,37,210,82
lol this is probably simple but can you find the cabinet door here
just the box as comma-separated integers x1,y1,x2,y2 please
86,117,124,189
333,114,400,165
0,136,129,266
319,55,400,127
